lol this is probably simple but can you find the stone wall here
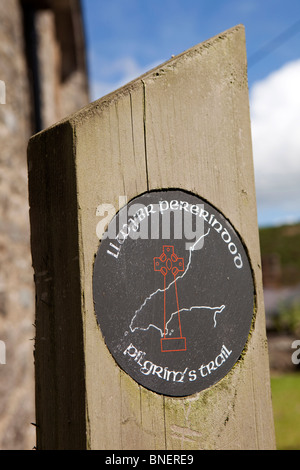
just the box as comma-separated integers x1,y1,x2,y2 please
0,0,89,449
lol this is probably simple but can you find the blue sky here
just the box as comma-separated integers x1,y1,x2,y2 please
81,0,300,227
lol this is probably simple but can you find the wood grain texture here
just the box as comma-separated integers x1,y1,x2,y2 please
28,123,86,450
28,25,276,450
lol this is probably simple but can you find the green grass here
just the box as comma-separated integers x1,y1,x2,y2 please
271,373,300,450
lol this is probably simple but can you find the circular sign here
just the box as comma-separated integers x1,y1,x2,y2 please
93,190,254,397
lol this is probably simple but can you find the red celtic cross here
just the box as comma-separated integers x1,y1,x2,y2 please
154,246,187,352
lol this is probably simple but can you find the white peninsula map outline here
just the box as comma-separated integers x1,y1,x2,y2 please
129,228,226,339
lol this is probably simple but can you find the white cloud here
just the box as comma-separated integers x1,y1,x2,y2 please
90,57,162,101
250,59,300,226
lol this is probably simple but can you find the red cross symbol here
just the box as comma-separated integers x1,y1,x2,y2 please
154,246,187,352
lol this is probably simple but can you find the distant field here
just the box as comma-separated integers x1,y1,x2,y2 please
271,373,300,450
259,223,300,286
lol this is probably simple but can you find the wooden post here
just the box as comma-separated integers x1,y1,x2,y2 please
28,25,276,450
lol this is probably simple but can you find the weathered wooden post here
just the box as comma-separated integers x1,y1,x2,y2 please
28,25,276,450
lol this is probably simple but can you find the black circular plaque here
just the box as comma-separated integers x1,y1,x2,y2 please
93,190,254,397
